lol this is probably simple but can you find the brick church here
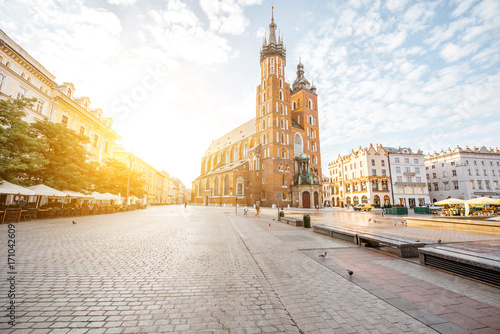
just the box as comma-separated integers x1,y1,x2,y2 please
192,10,322,208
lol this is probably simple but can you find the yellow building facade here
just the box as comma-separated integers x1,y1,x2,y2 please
0,29,120,164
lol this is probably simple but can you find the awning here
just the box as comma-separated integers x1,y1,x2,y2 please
466,197,500,205
28,184,68,197
434,198,465,206
0,180,36,195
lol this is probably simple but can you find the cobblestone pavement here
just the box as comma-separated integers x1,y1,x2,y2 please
0,206,498,333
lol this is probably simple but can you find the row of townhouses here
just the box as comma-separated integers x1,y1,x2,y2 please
325,144,500,207
0,29,187,204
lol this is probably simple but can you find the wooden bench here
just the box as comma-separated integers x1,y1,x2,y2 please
280,217,303,227
357,233,425,258
312,224,358,244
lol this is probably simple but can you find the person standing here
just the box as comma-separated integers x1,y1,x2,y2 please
255,201,260,217
244,205,248,217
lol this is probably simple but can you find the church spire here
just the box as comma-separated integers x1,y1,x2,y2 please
260,7,286,62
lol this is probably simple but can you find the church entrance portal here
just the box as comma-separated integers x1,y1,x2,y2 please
302,191,310,208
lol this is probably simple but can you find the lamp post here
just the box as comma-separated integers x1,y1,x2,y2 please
126,152,133,206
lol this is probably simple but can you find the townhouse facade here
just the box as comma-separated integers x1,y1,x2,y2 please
328,144,393,207
425,146,500,201
386,147,431,207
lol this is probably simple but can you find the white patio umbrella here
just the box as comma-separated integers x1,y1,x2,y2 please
28,184,68,208
0,180,36,195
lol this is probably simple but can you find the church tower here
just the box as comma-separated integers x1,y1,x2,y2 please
254,8,295,207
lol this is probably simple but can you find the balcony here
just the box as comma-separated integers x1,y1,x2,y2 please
403,172,416,177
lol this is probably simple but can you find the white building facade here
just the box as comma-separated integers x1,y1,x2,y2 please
386,147,430,207
425,146,500,201
329,144,393,207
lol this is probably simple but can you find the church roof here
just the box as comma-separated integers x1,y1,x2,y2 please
203,118,256,157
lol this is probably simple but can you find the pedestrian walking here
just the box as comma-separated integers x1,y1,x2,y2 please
255,201,260,217
244,205,248,217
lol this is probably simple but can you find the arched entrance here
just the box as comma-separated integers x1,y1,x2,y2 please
384,195,390,206
314,191,319,208
302,191,310,208
374,195,380,207
353,196,359,205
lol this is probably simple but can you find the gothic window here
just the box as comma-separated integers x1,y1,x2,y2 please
279,91,283,100
280,103,284,114
294,133,303,157
262,120,266,130
308,99,313,109
279,78,283,88
271,58,275,74
213,177,220,196
280,118,285,129
205,178,210,191
237,183,243,195
243,144,247,158
223,175,230,196
281,132,285,144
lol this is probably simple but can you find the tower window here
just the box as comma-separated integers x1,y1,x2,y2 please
280,78,283,88
271,58,275,74
280,90,283,100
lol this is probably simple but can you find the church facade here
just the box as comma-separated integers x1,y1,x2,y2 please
191,11,322,208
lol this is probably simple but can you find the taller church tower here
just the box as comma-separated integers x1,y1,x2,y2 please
254,8,297,206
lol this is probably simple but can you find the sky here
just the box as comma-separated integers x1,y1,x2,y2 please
1,0,499,187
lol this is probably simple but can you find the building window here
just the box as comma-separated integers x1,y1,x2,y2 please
79,126,85,136
371,159,375,166
415,167,420,174
93,134,99,148
443,182,450,190
452,170,457,176
404,158,410,163
432,173,436,178
381,160,385,166
372,169,376,176
433,183,439,191
397,176,402,182
0,74,5,92
382,169,386,176
17,86,28,99
35,100,45,114
395,158,400,163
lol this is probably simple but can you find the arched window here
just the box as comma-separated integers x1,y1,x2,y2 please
279,91,283,100
279,163,283,172
263,92,266,102
280,104,284,114
213,177,219,196
279,78,283,88
292,101,297,110
262,80,266,89
234,147,238,161
243,144,248,158
308,99,313,109
280,118,285,129
281,132,285,144
271,58,275,74
6,61,11,68
223,175,230,196
294,133,303,157
205,178,210,192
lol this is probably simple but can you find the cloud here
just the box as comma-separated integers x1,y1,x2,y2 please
107,0,136,5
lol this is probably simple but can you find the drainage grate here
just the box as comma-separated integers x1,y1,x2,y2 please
424,254,500,287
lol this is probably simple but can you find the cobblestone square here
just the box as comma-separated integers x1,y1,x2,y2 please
1,206,499,333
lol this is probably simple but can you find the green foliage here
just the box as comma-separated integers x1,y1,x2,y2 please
0,98,47,184
31,119,93,191
93,158,146,198
1,99,148,198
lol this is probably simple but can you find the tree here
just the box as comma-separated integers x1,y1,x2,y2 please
0,98,47,184
94,158,146,198
31,120,93,191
